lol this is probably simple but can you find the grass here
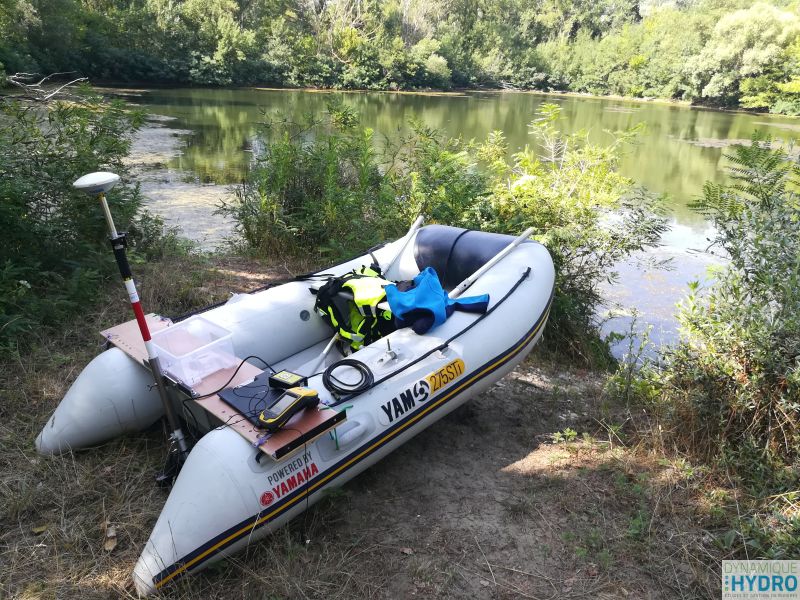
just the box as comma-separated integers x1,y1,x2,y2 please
496,377,731,599
1,249,410,599
0,251,271,598
1,250,730,600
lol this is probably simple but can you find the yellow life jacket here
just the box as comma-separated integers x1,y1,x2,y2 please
313,266,395,350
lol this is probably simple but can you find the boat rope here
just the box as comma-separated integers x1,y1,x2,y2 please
323,266,532,406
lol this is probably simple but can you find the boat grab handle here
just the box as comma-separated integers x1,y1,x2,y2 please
337,420,370,447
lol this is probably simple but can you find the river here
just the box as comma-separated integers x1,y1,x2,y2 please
113,87,800,354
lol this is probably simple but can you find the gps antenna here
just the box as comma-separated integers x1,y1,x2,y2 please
73,172,188,480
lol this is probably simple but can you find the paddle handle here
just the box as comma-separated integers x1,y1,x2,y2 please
382,215,424,276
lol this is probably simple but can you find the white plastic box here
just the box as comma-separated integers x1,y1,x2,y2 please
151,316,236,386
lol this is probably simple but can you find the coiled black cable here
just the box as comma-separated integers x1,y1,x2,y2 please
321,358,375,396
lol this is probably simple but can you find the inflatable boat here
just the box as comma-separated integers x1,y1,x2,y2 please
35,223,555,595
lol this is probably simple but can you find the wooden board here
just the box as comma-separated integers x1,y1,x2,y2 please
188,363,345,460
101,314,172,366
101,315,346,462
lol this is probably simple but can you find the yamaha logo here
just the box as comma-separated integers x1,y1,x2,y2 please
378,380,430,425
260,491,275,506
377,359,466,425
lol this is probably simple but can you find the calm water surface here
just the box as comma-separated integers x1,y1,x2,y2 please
114,87,800,350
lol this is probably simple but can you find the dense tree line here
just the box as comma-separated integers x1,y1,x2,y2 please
2,0,800,112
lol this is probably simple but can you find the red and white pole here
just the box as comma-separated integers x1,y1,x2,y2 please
74,173,188,462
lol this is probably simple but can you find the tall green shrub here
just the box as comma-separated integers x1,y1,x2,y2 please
636,135,800,471
472,105,667,364
0,92,143,352
227,104,666,366
219,101,403,258
387,121,489,226
615,134,800,559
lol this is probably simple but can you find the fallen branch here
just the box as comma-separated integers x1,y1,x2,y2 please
4,72,88,102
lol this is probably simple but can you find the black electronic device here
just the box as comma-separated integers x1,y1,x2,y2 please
268,370,307,390
258,387,319,433
219,382,282,427
219,371,317,430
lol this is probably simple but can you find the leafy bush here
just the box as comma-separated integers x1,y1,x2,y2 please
0,90,175,355
388,121,489,226
218,101,402,259
471,105,667,365
225,103,666,365
640,136,800,465
621,135,800,556
220,101,494,259
589,133,800,563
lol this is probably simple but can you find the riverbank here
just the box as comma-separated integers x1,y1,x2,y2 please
96,83,798,118
119,103,709,358
128,110,718,355
122,103,718,355
2,89,767,599
0,250,723,599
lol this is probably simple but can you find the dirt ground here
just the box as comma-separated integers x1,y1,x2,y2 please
0,259,721,600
